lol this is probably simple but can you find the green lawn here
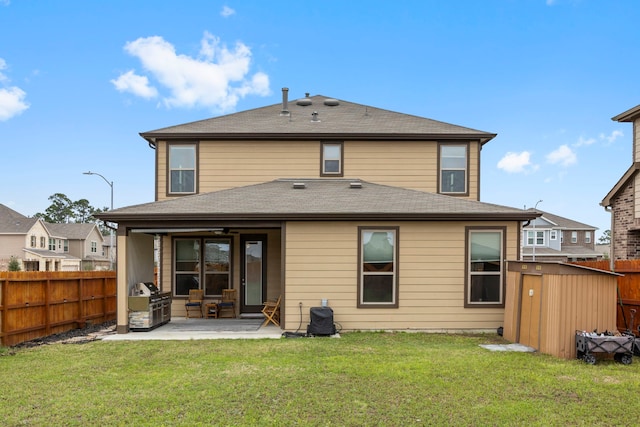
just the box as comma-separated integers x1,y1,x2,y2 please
2,332,639,426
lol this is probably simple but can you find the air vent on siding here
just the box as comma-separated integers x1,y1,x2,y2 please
292,182,306,189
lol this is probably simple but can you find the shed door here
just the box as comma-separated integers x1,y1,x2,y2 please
519,274,542,349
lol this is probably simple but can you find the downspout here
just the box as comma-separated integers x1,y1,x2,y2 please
604,205,614,270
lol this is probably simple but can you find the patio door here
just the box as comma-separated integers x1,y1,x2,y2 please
241,235,267,313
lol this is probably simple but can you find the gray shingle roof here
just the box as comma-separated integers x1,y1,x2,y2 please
46,223,101,240
140,94,496,143
525,209,597,230
98,179,536,222
0,204,38,233
521,246,601,258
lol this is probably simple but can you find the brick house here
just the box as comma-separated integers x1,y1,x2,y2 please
601,104,640,260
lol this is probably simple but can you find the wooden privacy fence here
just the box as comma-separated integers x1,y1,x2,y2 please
572,260,640,333
0,271,116,346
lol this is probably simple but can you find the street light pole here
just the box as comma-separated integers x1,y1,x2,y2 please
84,171,114,270
532,200,543,261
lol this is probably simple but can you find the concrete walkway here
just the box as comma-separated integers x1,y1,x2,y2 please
102,317,283,341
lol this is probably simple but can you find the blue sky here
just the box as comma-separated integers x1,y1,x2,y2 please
1,0,639,239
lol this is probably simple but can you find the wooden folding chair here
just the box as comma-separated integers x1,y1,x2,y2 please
218,289,237,318
185,289,204,318
261,295,281,327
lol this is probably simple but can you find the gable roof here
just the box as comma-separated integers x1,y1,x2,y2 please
140,94,496,145
0,203,38,234
97,179,538,223
601,162,640,207
524,209,598,231
46,223,103,241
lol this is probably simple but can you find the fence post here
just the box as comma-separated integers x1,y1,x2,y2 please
45,275,51,337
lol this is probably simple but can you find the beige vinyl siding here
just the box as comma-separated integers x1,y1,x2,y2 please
156,139,481,201
284,220,519,331
346,141,437,192
0,234,26,263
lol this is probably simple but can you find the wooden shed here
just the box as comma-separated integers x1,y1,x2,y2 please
503,261,621,360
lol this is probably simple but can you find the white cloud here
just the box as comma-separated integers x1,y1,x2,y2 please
497,151,538,173
115,33,270,112
600,130,624,145
111,70,158,99
573,136,596,147
546,144,576,166
0,58,29,121
221,5,236,17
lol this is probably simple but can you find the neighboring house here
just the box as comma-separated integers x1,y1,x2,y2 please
601,103,640,260
521,209,601,262
97,89,538,334
0,204,81,271
46,223,109,270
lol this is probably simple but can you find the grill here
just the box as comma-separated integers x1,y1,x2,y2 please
128,282,172,331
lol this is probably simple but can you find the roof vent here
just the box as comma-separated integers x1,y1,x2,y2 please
324,98,339,106
311,111,320,122
349,181,363,189
292,182,306,189
296,93,312,106
280,87,290,116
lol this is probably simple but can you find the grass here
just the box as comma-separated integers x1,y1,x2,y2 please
2,332,640,426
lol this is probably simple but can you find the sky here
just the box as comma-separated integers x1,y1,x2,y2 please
2,0,639,239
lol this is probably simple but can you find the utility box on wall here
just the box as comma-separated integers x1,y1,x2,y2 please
503,261,621,360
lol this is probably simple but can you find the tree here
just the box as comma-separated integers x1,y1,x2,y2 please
598,230,611,244
34,193,108,231
8,256,21,271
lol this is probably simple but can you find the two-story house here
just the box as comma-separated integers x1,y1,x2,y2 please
98,89,538,334
0,204,81,271
521,209,601,262
601,103,640,260
46,223,109,270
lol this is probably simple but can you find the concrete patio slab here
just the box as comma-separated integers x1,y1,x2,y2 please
102,318,283,341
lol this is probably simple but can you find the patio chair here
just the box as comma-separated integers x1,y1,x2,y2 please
261,295,281,327
185,289,204,318
218,289,237,318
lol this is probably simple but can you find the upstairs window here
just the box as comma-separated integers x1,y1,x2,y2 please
358,227,399,308
91,241,97,253
321,142,343,176
526,230,544,246
30,235,36,247
585,231,591,244
439,144,468,194
49,238,55,251
40,236,46,248
550,230,557,240
169,144,197,195
571,231,577,243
